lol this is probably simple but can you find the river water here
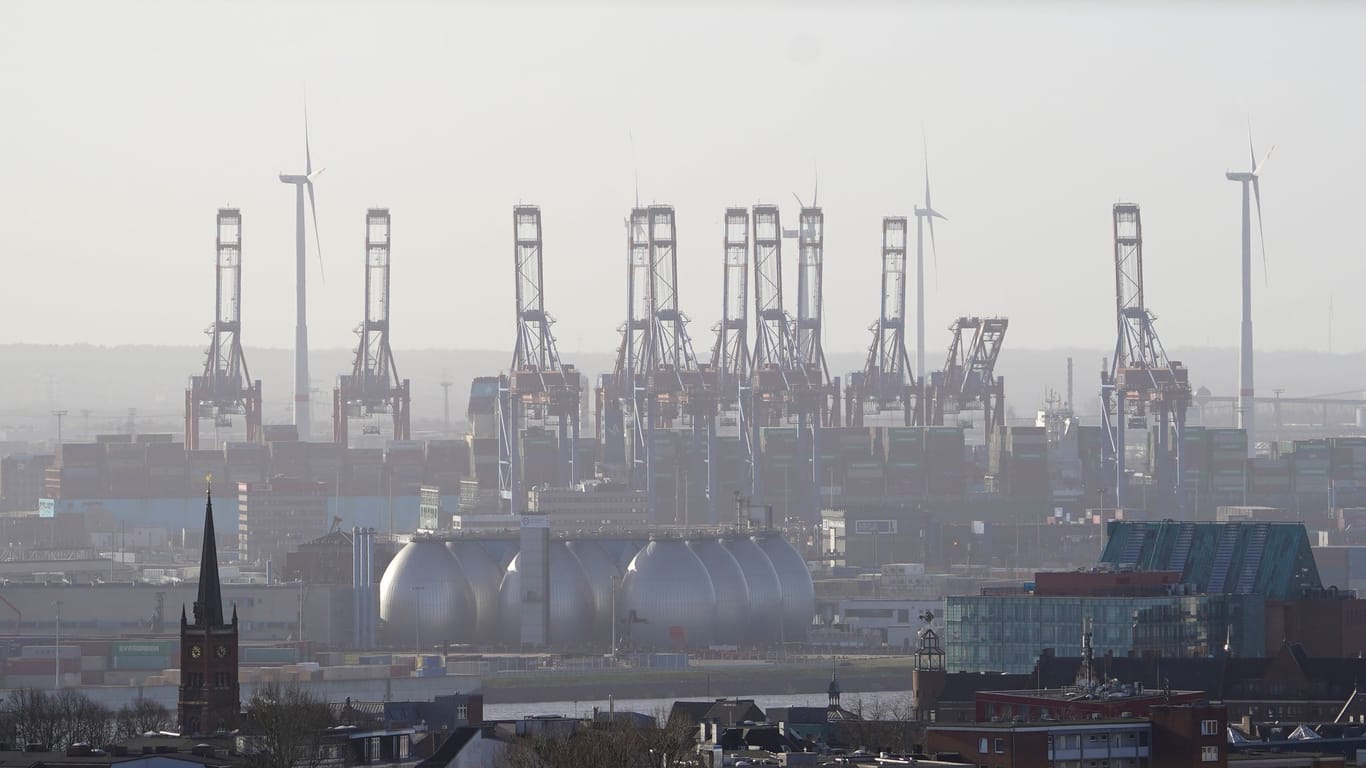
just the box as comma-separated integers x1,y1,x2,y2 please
483,689,917,721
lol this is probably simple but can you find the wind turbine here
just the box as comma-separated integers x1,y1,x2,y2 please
913,141,947,412
278,109,325,441
1225,130,1273,458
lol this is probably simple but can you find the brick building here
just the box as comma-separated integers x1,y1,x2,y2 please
926,697,1226,768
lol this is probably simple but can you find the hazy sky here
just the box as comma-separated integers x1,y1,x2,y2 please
2,1,1362,360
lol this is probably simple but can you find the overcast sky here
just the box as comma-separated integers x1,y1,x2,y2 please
1,1,1361,359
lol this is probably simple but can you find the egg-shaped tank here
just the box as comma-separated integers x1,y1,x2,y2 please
565,539,620,646
445,539,502,643
721,535,783,645
755,532,816,642
497,542,595,646
686,538,751,646
379,539,476,646
619,539,716,648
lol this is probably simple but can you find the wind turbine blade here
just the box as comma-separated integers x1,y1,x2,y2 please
305,104,313,176
308,166,326,183
928,214,939,289
1253,145,1276,177
812,162,819,209
307,181,324,283
922,130,933,209
1252,176,1267,286
628,129,639,208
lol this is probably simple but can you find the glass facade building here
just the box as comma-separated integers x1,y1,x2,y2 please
944,593,1265,673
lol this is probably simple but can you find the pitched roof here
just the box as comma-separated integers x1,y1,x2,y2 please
667,701,714,727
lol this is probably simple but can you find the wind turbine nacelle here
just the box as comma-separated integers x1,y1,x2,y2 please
279,173,308,184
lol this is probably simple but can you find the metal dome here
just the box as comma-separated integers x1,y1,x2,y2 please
497,542,595,646
565,539,620,647
687,538,751,646
755,532,815,642
721,534,783,645
445,539,502,643
620,539,716,649
379,539,476,646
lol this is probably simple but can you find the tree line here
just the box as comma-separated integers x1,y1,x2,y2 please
0,689,173,751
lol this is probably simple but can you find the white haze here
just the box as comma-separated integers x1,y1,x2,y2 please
0,1,1361,359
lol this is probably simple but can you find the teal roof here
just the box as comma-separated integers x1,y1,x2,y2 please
1100,521,1321,600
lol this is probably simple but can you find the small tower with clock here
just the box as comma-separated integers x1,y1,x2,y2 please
178,485,240,735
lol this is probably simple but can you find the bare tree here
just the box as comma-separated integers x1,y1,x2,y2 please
498,718,701,768
7,689,60,751
242,682,336,768
6,689,114,751
57,690,114,747
116,698,173,739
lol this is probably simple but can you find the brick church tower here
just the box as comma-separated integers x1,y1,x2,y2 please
178,487,240,735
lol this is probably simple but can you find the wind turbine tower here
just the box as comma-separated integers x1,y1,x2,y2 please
278,113,325,441
1224,133,1272,458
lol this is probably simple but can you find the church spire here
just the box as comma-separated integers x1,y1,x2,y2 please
193,483,225,627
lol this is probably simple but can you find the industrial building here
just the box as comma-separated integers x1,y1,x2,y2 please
236,479,330,566
942,521,1351,673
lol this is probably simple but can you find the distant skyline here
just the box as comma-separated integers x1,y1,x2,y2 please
1,1,1361,356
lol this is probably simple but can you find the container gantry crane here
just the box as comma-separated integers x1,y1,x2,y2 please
850,217,920,427
1100,203,1191,513
185,209,262,449
701,208,752,523
333,209,411,447
925,316,1008,434
602,205,708,524
741,203,826,524
498,206,581,514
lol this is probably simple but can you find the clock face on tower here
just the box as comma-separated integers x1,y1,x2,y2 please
190,645,203,659
216,645,228,659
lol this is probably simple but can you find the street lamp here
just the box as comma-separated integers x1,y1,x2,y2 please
53,600,63,689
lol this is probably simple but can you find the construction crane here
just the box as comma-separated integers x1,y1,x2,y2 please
498,206,581,514
850,217,919,427
185,208,262,449
925,316,1008,434
333,209,411,447
1099,203,1191,513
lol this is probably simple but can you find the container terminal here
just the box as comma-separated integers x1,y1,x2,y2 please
2,195,1366,706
